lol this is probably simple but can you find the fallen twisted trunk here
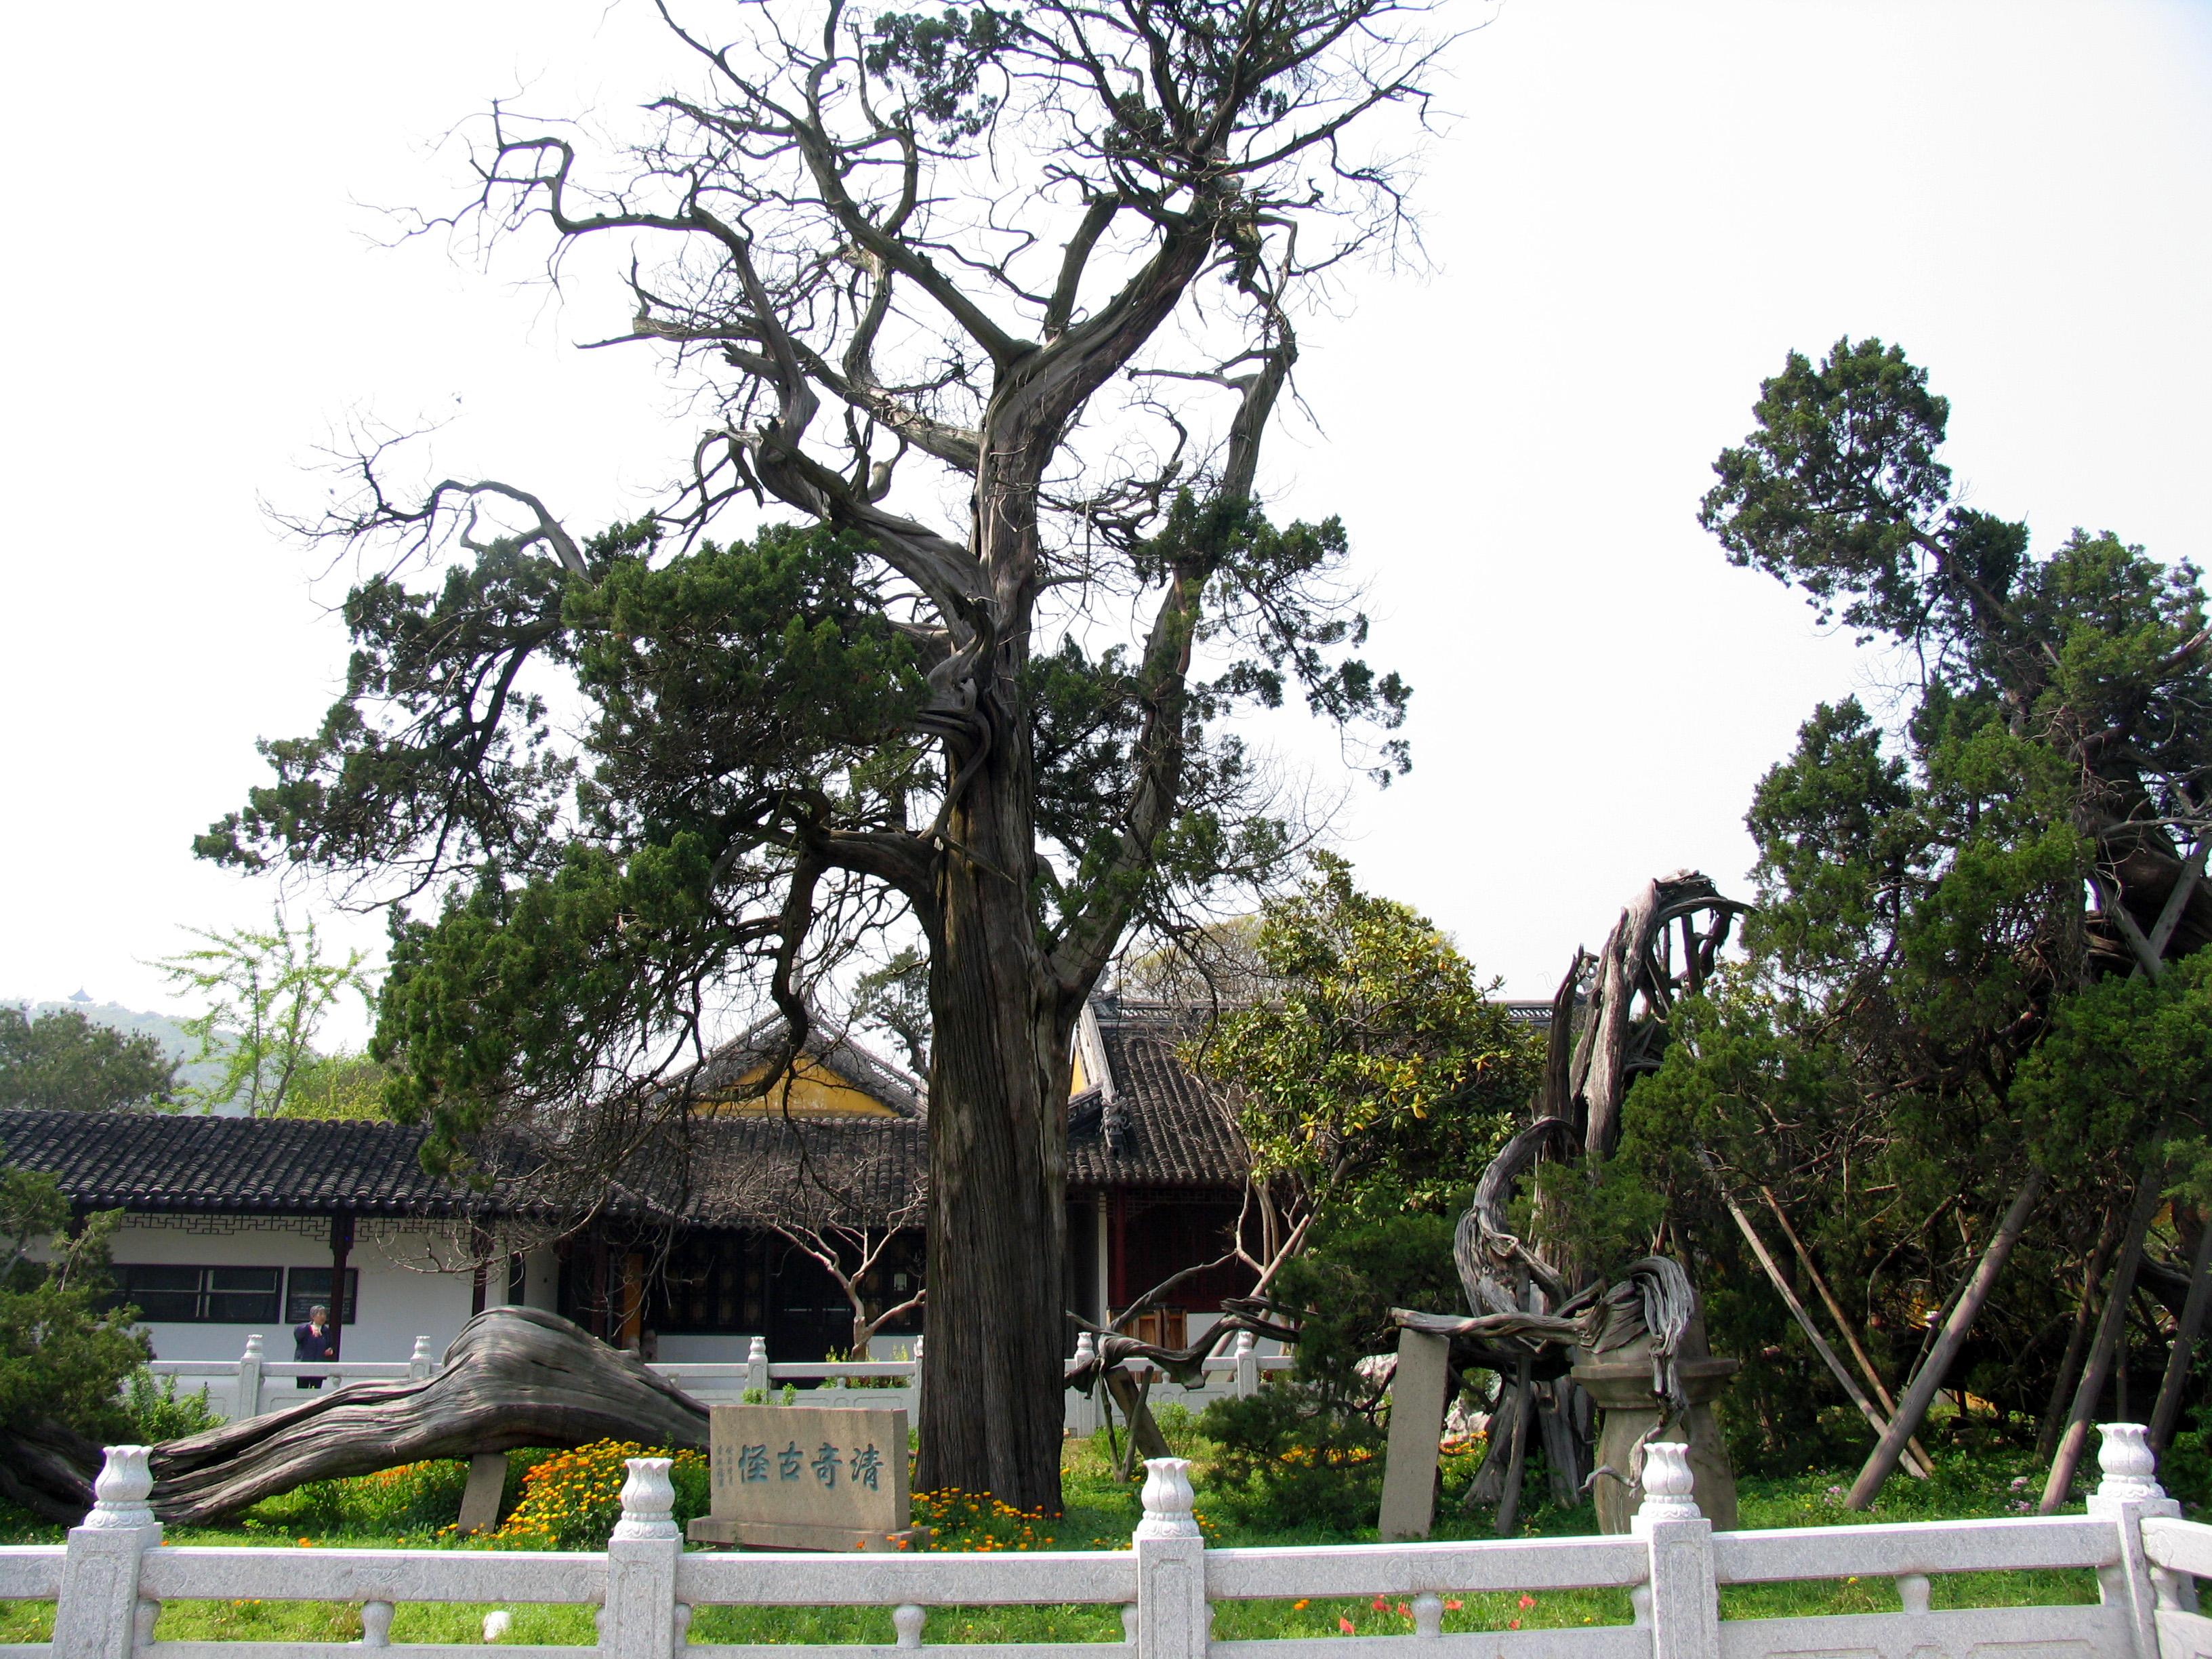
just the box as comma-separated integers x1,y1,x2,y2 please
7,1307,714,1528
152,1307,710,1525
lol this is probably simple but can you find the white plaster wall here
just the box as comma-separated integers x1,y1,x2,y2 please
517,1244,560,1312
108,1221,476,1365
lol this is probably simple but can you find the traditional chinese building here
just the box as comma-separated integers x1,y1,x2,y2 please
0,996,1318,1365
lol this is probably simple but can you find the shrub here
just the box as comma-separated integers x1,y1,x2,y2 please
121,1369,223,1442
250,1459,475,1540
1202,1208,1483,1532
495,1441,710,1550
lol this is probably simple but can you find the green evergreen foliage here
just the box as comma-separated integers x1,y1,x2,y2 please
0,1006,175,1111
1558,340,2212,1468
0,1168,146,1443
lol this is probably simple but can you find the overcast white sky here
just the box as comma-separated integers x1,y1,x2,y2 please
2,1,2207,1045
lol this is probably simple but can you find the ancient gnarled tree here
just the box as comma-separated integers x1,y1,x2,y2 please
200,0,1441,1509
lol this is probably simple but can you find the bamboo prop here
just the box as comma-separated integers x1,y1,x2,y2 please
2150,1214,2212,1453
2041,1158,2165,1513
1760,1187,1933,1476
1715,1183,1931,1479
1847,1170,2045,1509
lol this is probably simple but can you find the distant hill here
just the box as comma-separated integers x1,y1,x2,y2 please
7,998,241,1113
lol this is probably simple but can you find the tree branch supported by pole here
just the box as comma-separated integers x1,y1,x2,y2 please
1717,1184,1929,1479
2039,1202,2128,1462
1759,1186,1931,1472
2042,1158,2166,1513
2150,1211,2212,1454
1847,1170,2044,1509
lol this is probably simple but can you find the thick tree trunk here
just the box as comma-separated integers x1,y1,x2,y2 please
1,1309,711,1528
918,766,1069,1513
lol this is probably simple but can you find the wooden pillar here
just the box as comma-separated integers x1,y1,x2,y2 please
469,1223,493,1316
327,1211,354,1361
1109,1192,1129,1323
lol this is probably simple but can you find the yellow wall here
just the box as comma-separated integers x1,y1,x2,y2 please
1071,1048,1090,1096
692,1056,901,1118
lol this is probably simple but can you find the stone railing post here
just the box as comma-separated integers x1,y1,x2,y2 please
1631,1441,1719,1659
408,1336,436,1381
1133,1458,1208,1659
2089,1421,2191,1656
1233,1331,1258,1399
1070,1333,1100,1437
603,1457,686,1659
236,1334,264,1420
746,1336,771,1399
53,1447,163,1659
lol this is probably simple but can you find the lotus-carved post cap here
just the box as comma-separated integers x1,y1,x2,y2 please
242,1334,264,1358
409,1335,434,1361
1630,1441,1703,1532
613,1456,680,1540
2089,1422,2171,1514
747,1336,769,1363
1074,1331,1097,1363
85,1446,158,1531
1135,1457,1200,1539
1233,1330,1255,1355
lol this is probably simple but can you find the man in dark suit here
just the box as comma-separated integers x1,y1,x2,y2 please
293,1303,336,1388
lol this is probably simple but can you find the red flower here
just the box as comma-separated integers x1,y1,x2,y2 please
1338,1617,1355,1635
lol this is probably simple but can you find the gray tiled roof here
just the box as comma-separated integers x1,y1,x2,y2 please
1068,997,1248,1190
0,999,1248,1224
0,1109,492,1216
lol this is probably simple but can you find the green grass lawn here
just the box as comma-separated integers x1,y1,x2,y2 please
0,1425,2104,1646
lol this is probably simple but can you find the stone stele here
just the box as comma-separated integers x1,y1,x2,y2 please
689,1403,926,1552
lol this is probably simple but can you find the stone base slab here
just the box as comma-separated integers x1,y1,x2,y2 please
687,1517,933,1553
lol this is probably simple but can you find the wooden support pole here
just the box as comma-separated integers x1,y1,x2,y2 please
2039,1202,2127,1462
1847,1170,2043,1510
1760,1187,1933,1472
2150,1212,2212,1454
1719,1188,1930,1479
2041,1158,2165,1513
1494,1356,1532,1537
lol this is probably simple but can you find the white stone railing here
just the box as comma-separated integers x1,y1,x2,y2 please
146,1331,1292,1427
18,1424,2212,1659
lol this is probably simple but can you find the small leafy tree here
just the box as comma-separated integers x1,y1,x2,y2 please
1191,858,1537,1523
0,1007,176,1112
281,1051,396,1121
1195,854,1540,1283
155,912,372,1117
